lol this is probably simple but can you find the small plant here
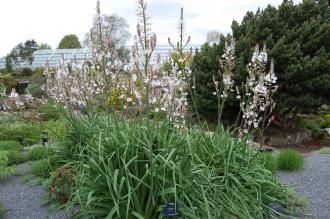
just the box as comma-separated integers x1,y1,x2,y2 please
318,147,330,154
0,202,5,218
26,83,45,97
0,141,22,151
0,123,41,146
50,165,75,203
38,103,63,120
0,150,16,178
277,149,304,171
260,152,277,173
27,146,48,161
31,159,52,178
7,150,26,165
296,116,330,139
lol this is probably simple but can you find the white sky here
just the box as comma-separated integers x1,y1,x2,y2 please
0,0,302,57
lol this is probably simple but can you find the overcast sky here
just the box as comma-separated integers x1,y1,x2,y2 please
0,0,302,57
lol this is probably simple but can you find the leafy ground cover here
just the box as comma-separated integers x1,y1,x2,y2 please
45,113,300,218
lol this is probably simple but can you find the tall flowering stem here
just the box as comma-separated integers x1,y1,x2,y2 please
213,37,236,127
239,44,278,136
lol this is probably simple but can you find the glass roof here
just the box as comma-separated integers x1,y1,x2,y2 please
0,45,201,70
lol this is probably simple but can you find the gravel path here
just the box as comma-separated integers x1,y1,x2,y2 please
0,162,66,219
277,154,330,219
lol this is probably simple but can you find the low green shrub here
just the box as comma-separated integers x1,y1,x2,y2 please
7,150,26,165
38,104,63,120
0,150,16,178
31,159,52,179
0,123,41,146
27,146,47,161
277,149,304,171
296,116,330,139
318,147,330,154
55,114,296,218
0,202,5,218
0,141,22,151
26,83,45,97
43,120,66,141
260,152,277,173
0,150,9,167
22,67,33,77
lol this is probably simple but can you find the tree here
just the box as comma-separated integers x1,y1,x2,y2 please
39,43,52,50
84,13,131,62
206,30,222,44
5,55,13,73
9,39,39,65
58,34,82,49
231,0,330,112
192,0,330,118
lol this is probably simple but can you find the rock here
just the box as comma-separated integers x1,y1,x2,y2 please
320,104,329,111
325,128,330,136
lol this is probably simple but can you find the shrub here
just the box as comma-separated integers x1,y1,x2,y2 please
318,147,330,154
26,83,45,97
32,67,44,75
296,116,330,139
7,150,26,165
0,202,5,218
0,141,22,151
27,146,47,161
22,67,33,77
29,69,45,85
277,149,304,171
260,152,277,173
0,150,9,167
38,103,63,120
0,123,41,146
43,120,66,141
0,150,16,178
55,114,295,218
31,159,52,179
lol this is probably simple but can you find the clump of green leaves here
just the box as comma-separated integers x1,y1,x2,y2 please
0,123,42,146
7,150,26,165
0,202,5,218
37,103,64,121
260,152,277,173
0,150,16,178
54,114,298,218
318,147,330,154
31,159,53,179
27,146,48,161
277,149,304,171
296,116,330,139
0,141,22,151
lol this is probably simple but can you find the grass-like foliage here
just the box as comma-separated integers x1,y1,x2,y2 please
7,150,26,165
0,141,22,151
27,146,48,161
0,202,5,218
0,150,17,178
54,114,295,218
0,122,41,146
31,159,53,179
277,149,304,171
260,152,277,173
37,103,64,121
318,147,330,154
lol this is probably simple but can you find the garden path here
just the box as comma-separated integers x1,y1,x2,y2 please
0,162,65,219
277,154,330,219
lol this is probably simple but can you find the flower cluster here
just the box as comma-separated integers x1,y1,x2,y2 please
240,44,278,134
213,37,235,99
43,0,191,128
